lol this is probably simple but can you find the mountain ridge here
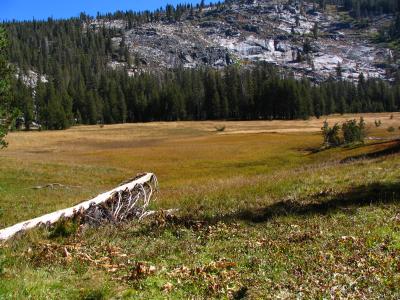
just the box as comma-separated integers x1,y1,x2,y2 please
85,0,397,82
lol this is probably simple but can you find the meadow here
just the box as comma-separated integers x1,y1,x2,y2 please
0,113,400,299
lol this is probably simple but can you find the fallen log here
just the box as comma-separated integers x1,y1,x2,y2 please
0,173,158,241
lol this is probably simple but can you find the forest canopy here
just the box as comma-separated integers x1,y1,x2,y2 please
10,63,400,129
3,0,400,130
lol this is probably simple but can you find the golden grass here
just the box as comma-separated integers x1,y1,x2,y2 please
0,113,399,227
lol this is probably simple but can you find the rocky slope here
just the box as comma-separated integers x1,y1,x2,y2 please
90,0,394,81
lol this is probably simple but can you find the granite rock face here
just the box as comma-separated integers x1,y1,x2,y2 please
90,0,395,81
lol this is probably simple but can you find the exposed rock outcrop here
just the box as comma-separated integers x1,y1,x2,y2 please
89,0,395,81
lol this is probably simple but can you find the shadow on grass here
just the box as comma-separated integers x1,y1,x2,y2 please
219,181,400,224
341,139,400,163
139,182,400,235
302,139,400,158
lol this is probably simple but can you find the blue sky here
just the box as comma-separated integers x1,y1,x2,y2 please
1,0,209,22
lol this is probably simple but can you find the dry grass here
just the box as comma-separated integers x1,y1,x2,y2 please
0,113,399,225
0,114,399,298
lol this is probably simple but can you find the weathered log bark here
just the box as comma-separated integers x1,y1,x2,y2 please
0,173,157,241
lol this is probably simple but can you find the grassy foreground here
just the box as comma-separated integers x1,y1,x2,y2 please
0,113,400,299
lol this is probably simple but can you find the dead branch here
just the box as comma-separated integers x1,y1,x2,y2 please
32,183,82,189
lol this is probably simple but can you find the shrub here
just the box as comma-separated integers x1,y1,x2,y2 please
387,126,395,132
0,257,5,276
80,288,105,300
49,218,80,238
321,120,341,147
374,119,382,127
342,118,366,144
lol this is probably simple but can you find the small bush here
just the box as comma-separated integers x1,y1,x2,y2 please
387,126,395,132
322,118,367,148
215,125,226,132
374,119,382,127
80,288,105,300
0,257,5,276
342,118,366,145
49,218,80,238
321,121,341,147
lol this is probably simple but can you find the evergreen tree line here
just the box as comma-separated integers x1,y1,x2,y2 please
3,4,400,130
0,27,12,146
11,64,400,129
318,0,398,17
380,13,400,41
80,0,218,26
5,18,122,75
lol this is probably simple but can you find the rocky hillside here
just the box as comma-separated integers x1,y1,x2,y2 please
7,0,399,129
89,0,395,82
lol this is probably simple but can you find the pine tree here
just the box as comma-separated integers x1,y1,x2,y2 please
312,22,319,39
336,62,343,79
117,85,127,123
45,82,68,130
0,28,13,148
86,91,98,125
